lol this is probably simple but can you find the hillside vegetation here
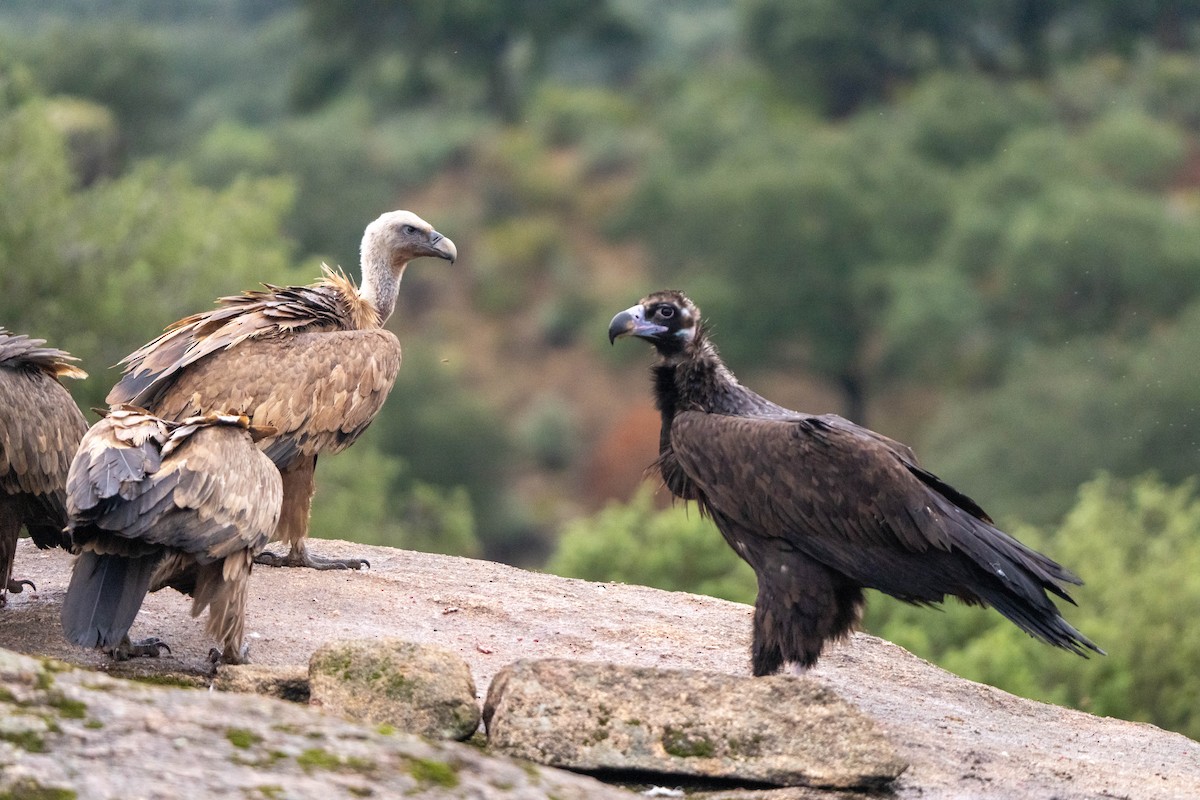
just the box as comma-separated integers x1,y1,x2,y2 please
2,0,1199,739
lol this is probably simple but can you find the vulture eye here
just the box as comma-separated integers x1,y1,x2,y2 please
402,224,418,235
657,305,675,319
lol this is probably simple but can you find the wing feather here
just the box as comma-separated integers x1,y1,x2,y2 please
110,330,401,468
669,411,1079,603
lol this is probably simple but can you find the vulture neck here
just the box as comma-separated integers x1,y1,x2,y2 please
653,337,784,421
653,338,734,417
358,247,410,326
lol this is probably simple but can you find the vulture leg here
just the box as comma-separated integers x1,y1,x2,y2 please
193,553,253,665
255,457,370,571
0,498,33,606
745,541,865,676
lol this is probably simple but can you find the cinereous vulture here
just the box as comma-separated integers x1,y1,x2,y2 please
60,407,282,663
609,290,1102,675
0,328,89,605
106,210,456,570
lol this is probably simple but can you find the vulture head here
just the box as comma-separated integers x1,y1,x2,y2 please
608,290,701,358
363,209,457,269
358,209,457,324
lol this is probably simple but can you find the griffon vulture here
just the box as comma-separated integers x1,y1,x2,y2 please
0,328,88,605
106,210,456,570
609,290,1102,675
60,407,281,663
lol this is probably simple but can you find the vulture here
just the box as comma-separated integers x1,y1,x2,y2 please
106,210,456,570
0,328,89,606
608,290,1103,675
60,407,282,663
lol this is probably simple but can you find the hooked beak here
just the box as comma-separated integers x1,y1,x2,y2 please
426,230,457,264
608,304,668,344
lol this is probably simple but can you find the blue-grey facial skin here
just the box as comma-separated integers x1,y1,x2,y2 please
608,304,668,344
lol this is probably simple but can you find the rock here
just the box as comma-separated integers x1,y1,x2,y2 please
0,646,635,799
309,638,480,740
484,659,906,789
214,663,310,702
6,538,1200,799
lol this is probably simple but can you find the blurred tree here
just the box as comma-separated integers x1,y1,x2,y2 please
293,0,641,120
739,0,1200,116
866,473,1200,741
366,349,527,561
0,80,295,413
547,484,757,603
309,441,479,556
919,301,1200,524
627,72,953,423
13,23,181,156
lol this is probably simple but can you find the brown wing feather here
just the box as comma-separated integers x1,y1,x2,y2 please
69,414,281,561
123,329,401,467
107,271,375,412
668,411,1078,602
0,331,89,542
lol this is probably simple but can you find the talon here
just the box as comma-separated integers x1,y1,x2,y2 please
253,550,285,568
110,637,171,660
256,548,370,570
6,578,35,594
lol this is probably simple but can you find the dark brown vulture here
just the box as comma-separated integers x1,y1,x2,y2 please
609,290,1103,675
0,328,89,606
60,407,282,663
106,210,456,570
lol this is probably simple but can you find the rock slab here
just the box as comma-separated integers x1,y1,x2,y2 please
0,647,635,800
309,637,480,740
484,658,908,789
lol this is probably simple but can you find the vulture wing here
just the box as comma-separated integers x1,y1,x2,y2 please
68,415,281,562
108,328,401,467
0,330,89,544
669,411,1090,639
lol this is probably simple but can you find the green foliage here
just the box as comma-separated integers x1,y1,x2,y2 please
547,485,756,604
920,301,1200,525
866,474,1200,741
308,442,479,558
0,89,297,411
293,0,640,120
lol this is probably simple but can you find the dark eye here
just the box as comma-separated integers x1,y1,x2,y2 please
657,305,675,319
403,225,418,235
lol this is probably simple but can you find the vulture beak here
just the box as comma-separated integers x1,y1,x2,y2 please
608,304,667,344
426,231,457,264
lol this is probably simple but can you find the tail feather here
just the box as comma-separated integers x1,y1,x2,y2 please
61,551,161,648
974,580,1105,657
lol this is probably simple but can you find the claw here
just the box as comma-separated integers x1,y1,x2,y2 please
6,578,35,594
210,642,251,666
109,637,171,661
254,546,369,571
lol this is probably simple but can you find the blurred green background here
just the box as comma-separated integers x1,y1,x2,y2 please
2,0,1199,739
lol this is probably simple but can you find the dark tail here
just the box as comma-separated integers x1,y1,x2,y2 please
61,551,161,649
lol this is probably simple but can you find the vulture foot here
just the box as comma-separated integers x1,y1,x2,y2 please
209,643,251,666
109,637,172,661
5,578,35,596
255,547,370,571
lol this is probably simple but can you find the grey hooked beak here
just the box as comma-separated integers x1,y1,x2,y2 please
608,304,667,344
427,230,457,264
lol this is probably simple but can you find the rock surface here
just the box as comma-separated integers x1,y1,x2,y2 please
0,647,633,799
309,638,480,740
4,537,1200,799
484,658,907,788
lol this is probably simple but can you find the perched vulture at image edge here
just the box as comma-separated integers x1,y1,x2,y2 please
60,407,282,663
0,328,89,605
106,210,456,570
609,290,1103,675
